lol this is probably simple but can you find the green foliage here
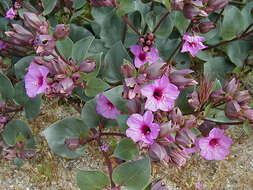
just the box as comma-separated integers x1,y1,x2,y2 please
112,157,151,190
14,81,29,105
14,56,34,80
113,138,139,160
42,117,88,158
24,95,42,120
2,120,35,149
42,0,57,15
0,72,14,101
56,37,74,60
76,170,110,190
116,114,129,132
85,77,110,97
73,0,87,9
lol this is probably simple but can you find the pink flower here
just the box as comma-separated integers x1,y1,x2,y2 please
0,41,7,50
96,93,120,119
5,8,16,20
141,75,180,112
130,45,159,68
126,111,160,145
24,63,49,98
181,34,207,57
199,128,233,160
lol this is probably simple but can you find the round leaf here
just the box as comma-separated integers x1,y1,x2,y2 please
42,117,88,158
0,72,14,101
14,81,29,105
24,95,42,120
14,56,34,80
42,0,57,15
85,77,110,97
113,138,139,160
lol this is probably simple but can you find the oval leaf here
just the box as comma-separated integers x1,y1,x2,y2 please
24,95,42,120
113,138,139,160
42,0,57,15
0,72,14,101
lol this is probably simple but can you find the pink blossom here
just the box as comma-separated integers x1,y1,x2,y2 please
126,111,160,145
199,128,233,160
24,63,49,98
101,145,108,152
181,34,207,57
130,45,159,68
96,93,120,119
141,75,180,112
5,8,16,20
0,41,7,50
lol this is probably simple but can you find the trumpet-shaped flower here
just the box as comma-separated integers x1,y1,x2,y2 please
141,75,180,112
5,8,15,20
198,128,233,160
130,45,159,68
24,63,49,98
181,34,207,57
126,111,160,145
96,93,120,119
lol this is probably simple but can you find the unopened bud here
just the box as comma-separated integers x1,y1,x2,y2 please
121,63,135,78
175,128,196,148
149,143,168,162
208,0,229,11
183,4,200,19
159,121,172,138
188,91,200,108
225,100,241,120
184,119,197,128
210,89,225,103
171,0,184,11
198,22,216,34
79,59,96,73
148,33,155,40
126,98,142,114
199,121,216,137
169,107,184,126
169,69,197,90
53,24,70,39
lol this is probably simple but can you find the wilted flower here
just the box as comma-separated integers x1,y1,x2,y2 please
96,93,120,119
175,128,196,148
126,98,142,114
0,41,7,51
224,78,239,96
59,77,75,95
225,100,241,120
5,8,16,20
121,63,135,78
199,121,216,137
151,179,169,190
188,91,200,108
79,58,96,73
141,75,179,112
126,111,160,145
90,0,114,7
198,22,216,34
149,142,168,162
34,35,56,56
24,63,49,98
183,4,200,19
23,12,49,34
171,0,184,11
167,146,189,168
199,128,233,160
169,69,197,90
130,45,160,68
181,34,207,57
207,0,229,12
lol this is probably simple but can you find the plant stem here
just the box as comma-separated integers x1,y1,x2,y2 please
55,47,69,64
121,15,141,36
91,128,116,188
229,0,246,6
152,12,170,33
203,118,253,125
101,132,126,137
214,8,224,24
142,1,155,35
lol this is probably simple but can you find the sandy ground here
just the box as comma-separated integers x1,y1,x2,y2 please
0,99,253,190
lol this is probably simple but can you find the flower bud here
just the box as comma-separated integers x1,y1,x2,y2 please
64,138,80,151
184,119,197,128
159,121,172,138
169,107,184,126
143,46,150,52
225,100,241,120
90,0,114,7
234,90,251,104
16,141,25,150
59,77,74,95
146,60,165,80
175,128,196,148
199,121,216,137
0,116,7,123
198,22,216,34
188,91,200,108
167,146,189,168
23,12,48,33
53,24,70,39
242,109,253,121
207,0,229,11
210,89,225,103
72,73,81,83
224,78,239,96
171,0,184,11
126,98,142,114
183,4,200,19
54,74,66,81
79,59,96,73
148,33,155,40
169,69,197,90
149,143,168,162
121,63,135,78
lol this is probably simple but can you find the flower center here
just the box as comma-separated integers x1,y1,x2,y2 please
209,138,219,147
188,42,197,48
141,125,151,135
106,101,114,110
153,88,163,100
139,52,146,61
32,76,43,86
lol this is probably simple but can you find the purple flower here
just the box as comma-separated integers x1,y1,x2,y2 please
181,34,207,57
96,93,120,119
5,8,16,20
130,45,159,68
198,128,233,160
126,111,160,145
0,41,7,51
24,63,49,98
141,75,180,112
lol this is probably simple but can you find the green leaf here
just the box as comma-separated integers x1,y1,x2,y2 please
73,0,86,9
243,119,251,136
0,72,14,101
104,86,127,112
175,11,190,35
103,41,131,83
222,5,245,40
227,40,252,67
69,24,93,43
72,36,95,64
56,37,73,60
116,114,129,132
42,0,57,15
212,79,222,91
76,169,110,190
70,9,85,22
112,157,151,190
14,56,34,80
117,0,136,16
85,78,110,97
86,39,108,57
24,95,42,120
14,81,29,105
242,1,253,30
2,120,35,149
42,117,88,158
176,87,194,114
81,98,102,128
113,138,139,160
205,109,239,123
14,158,24,168
204,57,235,85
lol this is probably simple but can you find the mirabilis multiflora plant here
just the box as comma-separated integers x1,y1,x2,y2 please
0,0,253,189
